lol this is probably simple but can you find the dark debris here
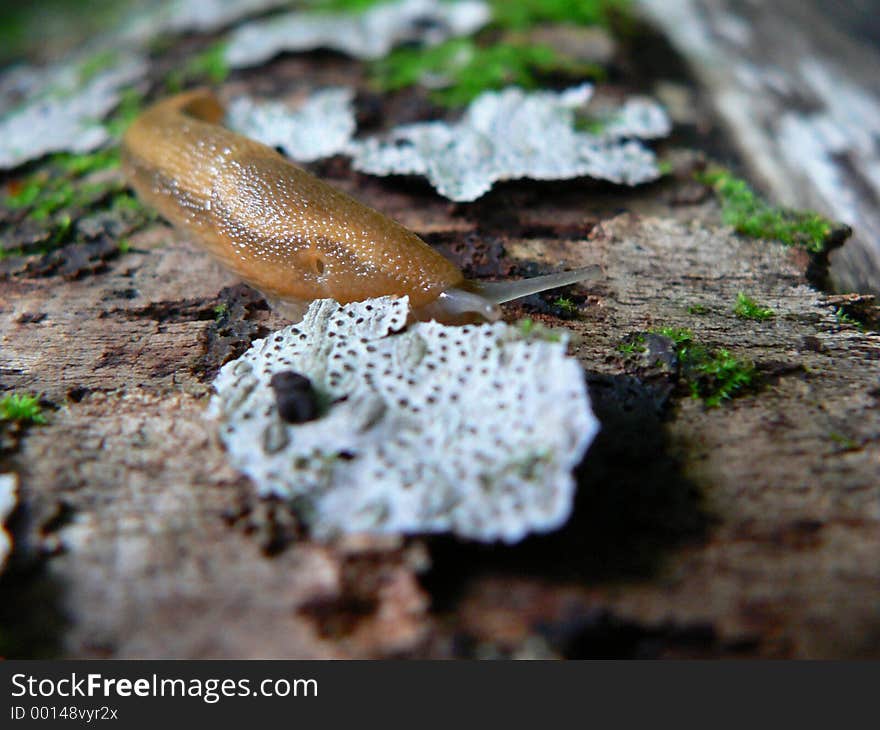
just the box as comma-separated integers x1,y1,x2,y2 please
198,284,271,379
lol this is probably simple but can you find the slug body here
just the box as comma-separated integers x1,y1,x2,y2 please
122,90,596,323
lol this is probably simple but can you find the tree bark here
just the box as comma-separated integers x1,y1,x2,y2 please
1,15,879,658
2,166,878,658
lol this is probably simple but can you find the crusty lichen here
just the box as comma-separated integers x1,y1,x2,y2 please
0,52,147,170
348,84,667,201
209,296,599,543
226,89,357,163
224,0,491,68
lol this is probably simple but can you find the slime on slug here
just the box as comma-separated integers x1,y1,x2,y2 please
121,89,599,324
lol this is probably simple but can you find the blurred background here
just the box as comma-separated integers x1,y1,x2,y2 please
1,0,879,294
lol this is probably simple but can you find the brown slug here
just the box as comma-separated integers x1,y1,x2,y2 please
122,89,598,323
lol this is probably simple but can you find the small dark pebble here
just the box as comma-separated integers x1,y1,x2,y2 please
270,371,320,424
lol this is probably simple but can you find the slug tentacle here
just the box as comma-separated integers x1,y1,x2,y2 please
466,266,602,304
122,90,599,325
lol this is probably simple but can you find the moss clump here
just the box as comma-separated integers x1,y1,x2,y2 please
368,0,628,105
373,38,600,106
2,145,151,258
834,307,865,332
55,147,121,176
490,0,630,30
654,326,755,407
698,167,833,253
214,303,229,321
518,317,562,342
687,303,708,315
4,150,119,218
4,147,120,211
617,334,647,355
552,296,578,313
0,394,46,425
733,292,775,321
165,41,230,92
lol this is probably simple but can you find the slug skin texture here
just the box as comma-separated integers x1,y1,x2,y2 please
121,89,464,310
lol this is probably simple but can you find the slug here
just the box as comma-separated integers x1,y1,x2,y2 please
122,89,598,324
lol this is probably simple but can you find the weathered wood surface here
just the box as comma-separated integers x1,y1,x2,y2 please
1,13,880,658
2,148,879,657
638,0,880,296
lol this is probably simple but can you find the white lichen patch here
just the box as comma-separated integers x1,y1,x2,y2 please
0,52,146,170
348,84,668,201
225,0,491,68
0,473,18,570
162,0,289,34
600,97,673,140
117,0,290,45
209,297,598,543
226,89,357,162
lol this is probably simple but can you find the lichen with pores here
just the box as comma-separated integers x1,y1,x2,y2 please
209,296,599,542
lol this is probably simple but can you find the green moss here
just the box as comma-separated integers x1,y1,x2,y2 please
0,8,27,66
652,326,755,407
78,49,120,84
372,37,601,106
5,149,119,222
687,303,708,315
489,0,630,30
733,292,775,321
697,167,834,253
519,317,536,335
118,238,131,253
574,117,608,135
691,348,755,407
829,431,859,451
4,177,43,209
0,394,46,425
834,307,865,332
166,41,230,92
50,214,72,244
552,296,578,313
655,326,693,346
55,148,120,176
656,159,673,176
104,88,145,139
618,334,646,354
110,191,147,214
517,318,562,342
214,303,229,321
2,145,148,256
367,0,626,104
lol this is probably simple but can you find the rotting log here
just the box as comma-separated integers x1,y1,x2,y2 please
1,157,878,657
638,0,880,296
